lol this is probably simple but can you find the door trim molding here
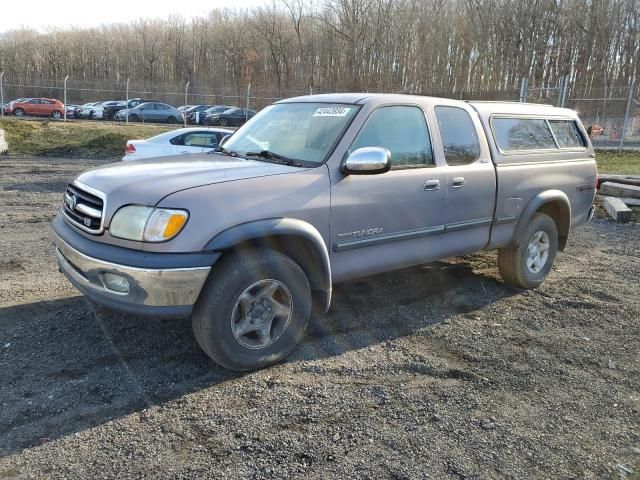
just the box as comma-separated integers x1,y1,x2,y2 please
333,225,445,252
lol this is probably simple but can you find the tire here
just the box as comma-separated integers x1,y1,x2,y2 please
167,116,177,124
14,108,24,117
128,114,139,122
51,110,62,119
192,248,312,371
219,118,228,127
498,213,558,289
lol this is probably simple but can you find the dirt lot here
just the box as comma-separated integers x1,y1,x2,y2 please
0,157,639,479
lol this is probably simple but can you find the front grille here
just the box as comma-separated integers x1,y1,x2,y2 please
62,182,105,233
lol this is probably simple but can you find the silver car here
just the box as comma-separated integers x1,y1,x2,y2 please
116,102,182,124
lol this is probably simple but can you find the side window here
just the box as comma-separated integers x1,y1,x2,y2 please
350,106,433,169
183,133,218,147
435,106,481,165
492,117,557,152
548,120,586,148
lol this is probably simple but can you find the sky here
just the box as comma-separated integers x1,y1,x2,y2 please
0,0,268,33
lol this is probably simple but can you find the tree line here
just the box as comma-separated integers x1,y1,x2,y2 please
0,0,638,103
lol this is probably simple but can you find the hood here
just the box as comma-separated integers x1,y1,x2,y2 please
74,153,304,220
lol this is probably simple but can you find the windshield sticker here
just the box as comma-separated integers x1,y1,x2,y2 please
313,107,351,117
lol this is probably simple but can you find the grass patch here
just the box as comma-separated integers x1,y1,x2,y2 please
595,150,640,175
0,118,173,159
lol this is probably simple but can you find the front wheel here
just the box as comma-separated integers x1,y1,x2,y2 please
14,108,24,117
498,213,558,289
192,249,311,371
167,116,177,124
219,118,228,127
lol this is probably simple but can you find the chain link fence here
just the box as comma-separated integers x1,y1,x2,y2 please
0,73,638,150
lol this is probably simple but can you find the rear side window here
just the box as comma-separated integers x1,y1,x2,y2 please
350,105,433,169
548,120,586,148
435,106,481,165
492,117,557,152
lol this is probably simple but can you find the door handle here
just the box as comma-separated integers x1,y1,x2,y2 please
424,179,440,191
451,177,465,188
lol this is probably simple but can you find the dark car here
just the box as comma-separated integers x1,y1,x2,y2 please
205,107,256,127
199,105,235,125
184,105,215,124
103,98,143,120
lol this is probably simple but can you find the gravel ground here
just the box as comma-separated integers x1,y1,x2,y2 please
0,157,639,479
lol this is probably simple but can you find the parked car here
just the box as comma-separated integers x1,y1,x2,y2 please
122,127,233,161
78,101,125,120
5,98,65,119
65,104,80,118
177,105,195,113
183,105,215,124
52,94,596,371
114,102,182,123
102,98,143,121
199,105,235,125
205,107,255,127
3,98,31,114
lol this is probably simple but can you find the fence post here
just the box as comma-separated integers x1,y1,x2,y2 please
63,75,69,122
125,78,129,125
246,83,250,123
0,72,4,118
560,75,569,108
619,81,635,152
184,81,190,127
519,78,528,103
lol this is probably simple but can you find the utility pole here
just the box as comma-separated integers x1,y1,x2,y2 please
184,81,190,127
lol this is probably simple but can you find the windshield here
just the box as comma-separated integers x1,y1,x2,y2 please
223,102,360,165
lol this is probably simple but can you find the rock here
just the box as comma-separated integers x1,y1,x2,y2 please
480,419,496,431
332,432,340,441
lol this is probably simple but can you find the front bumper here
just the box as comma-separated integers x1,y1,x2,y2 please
53,218,214,318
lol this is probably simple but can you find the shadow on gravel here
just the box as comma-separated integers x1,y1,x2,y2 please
0,257,517,457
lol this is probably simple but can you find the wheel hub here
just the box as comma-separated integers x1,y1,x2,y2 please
526,230,550,274
231,279,293,349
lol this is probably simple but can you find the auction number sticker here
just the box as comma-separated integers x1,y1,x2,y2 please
313,107,351,117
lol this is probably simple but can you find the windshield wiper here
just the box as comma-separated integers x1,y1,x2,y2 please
244,150,304,167
209,146,238,157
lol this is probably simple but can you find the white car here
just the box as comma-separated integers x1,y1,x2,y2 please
79,101,123,120
122,127,233,161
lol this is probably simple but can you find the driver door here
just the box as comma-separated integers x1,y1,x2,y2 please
329,104,449,282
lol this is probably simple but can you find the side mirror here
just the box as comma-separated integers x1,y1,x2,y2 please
220,134,232,146
342,147,391,175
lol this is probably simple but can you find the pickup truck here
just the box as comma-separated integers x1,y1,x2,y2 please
52,94,597,371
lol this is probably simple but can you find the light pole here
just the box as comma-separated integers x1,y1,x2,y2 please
63,75,69,122
184,81,190,127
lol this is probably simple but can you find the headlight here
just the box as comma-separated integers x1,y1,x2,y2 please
109,206,188,242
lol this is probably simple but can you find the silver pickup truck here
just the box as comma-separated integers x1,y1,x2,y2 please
52,94,597,370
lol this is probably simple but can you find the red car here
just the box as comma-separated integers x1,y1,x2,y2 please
5,98,65,119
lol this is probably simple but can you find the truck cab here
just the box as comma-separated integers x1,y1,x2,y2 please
52,94,597,370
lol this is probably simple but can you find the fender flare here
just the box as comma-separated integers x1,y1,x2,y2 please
204,218,332,312
512,190,571,250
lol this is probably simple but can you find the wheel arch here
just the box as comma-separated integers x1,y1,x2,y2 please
513,190,571,251
204,218,332,312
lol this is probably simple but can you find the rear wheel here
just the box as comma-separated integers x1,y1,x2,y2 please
50,110,62,119
192,249,312,371
14,108,24,117
498,213,558,288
